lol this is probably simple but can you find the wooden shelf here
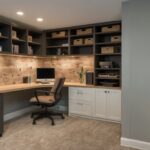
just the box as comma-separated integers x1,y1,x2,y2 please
28,41,41,46
0,36,8,40
95,53,121,56
96,77,120,80
95,68,120,70
12,38,26,43
96,42,121,46
70,34,93,38
46,36,68,39
47,46,68,48
95,31,121,35
71,44,93,47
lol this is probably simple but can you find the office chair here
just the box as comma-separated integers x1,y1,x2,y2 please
30,77,65,125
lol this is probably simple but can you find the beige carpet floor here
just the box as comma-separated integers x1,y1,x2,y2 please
0,115,138,150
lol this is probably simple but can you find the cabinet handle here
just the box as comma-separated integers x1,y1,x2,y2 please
105,91,107,93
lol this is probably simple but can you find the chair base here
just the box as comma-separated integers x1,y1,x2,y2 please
31,110,65,125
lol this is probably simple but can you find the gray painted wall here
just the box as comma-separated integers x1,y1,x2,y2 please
122,0,150,142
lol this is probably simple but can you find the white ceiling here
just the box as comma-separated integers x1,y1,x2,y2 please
0,0,122,30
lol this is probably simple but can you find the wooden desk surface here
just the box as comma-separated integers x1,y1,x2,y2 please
0,82,120,93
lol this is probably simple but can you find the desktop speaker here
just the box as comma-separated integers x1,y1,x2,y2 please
86,72,94,85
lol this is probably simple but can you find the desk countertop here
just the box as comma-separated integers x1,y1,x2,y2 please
0,82,121,93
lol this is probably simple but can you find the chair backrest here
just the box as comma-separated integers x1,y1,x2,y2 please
50,78,65,104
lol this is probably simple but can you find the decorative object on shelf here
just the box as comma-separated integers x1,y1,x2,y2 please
101,47,114,54
28,46,33,55
101,25,120,33
100,82,117,87
98,73,119,79
111,36,121,42
28,35,33,42
62,43,69,46
12,44,19,54
99,61,113,68
84,38,93,45
77,28,93,35
73,39,83,45
52,31,66,38
77,66,86,83
23,76,32,83
86,71,94,85
0,46,2,52
12,30,18,39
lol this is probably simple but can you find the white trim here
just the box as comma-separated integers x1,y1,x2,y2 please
4,106,36,122
69,113,121,124
121,137,150,150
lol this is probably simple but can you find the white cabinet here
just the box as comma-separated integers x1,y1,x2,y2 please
95,89,107,119
69,87,95,117
95,89,121,121
107,90,121,121
69,87,121,122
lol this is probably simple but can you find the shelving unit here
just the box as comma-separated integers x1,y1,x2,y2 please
70,27,94,55
94,22,121,87
0,22,11,53
27,30,42,55
11,27,27,54
0,17,121,88
46,30,69,56
0,19,43,56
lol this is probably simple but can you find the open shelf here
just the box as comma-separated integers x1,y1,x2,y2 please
71,44,93,47
95,31,121,35
70,34,93,38
0,36,8,40
46,36,68,39
96,42,121,46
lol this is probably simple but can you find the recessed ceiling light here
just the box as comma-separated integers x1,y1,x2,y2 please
37,18,43,22
16,11,24,16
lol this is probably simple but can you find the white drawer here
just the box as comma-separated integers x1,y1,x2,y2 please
69,87,95,101
69,101,92,116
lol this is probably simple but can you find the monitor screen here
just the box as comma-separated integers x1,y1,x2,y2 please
37,68,55,79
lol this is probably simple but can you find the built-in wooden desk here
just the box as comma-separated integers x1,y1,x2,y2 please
0,82,120,137
0,82,120,93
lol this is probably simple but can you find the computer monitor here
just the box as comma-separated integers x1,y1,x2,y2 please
36,68,55,83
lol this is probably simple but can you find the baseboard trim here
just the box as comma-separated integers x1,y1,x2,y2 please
4,106,36,122
121,137,150,150
69,113,120,124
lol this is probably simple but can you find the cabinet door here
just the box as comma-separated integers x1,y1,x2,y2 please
95,89,107,119
107,90,121,121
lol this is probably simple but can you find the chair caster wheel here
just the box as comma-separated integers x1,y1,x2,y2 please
62,115,65,119
33,121,36,125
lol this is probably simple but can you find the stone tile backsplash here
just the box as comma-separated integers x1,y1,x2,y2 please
0,55,94,85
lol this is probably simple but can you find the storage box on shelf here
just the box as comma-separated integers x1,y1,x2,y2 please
52,31,66,38
84,38,94,45
101,25,121,33
76,28,93,35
